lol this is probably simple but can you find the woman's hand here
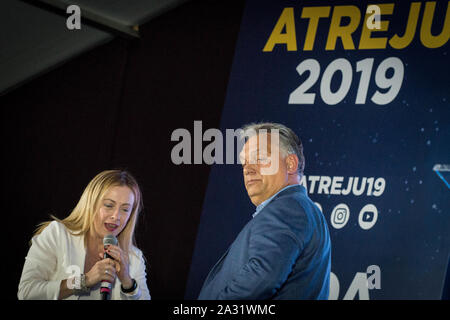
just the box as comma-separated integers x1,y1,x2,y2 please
104,244,133,289
85,258,117,288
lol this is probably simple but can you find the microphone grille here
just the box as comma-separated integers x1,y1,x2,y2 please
103,234,118,246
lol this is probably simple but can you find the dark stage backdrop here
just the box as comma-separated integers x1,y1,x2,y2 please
4,0,245,299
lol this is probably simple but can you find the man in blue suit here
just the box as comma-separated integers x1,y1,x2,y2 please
198,122,331,300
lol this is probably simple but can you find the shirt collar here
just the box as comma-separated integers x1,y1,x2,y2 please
252,184,300,218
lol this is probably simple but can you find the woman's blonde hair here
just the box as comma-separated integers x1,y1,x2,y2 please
33,170,143,254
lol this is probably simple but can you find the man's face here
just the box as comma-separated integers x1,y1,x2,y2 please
239,134,288,206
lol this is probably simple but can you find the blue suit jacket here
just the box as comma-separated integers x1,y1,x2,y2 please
198,185,331,300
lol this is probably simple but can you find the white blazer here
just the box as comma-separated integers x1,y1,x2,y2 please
18,221,151,300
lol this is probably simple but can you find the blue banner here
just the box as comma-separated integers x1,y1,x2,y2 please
186,0,450,299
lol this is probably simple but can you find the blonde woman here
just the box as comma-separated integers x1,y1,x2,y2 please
18,170,151,300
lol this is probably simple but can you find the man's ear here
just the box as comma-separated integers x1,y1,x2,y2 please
286,154,299,174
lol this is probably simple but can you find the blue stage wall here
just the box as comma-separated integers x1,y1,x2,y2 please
186,0,450,299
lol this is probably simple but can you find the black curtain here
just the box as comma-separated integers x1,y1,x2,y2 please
4,0,245,299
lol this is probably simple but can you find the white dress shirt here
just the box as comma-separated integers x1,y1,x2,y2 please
18,221,151,300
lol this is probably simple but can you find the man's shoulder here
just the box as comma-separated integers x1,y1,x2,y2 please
271,185,310,209
255,187,307,222
257,185,318,227
276,184,307,198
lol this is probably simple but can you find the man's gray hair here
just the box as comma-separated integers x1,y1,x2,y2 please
240,122,305,175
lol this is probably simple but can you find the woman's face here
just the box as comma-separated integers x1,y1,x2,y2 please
92,185,135,239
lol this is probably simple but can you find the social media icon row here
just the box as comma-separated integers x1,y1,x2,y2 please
315,202,378,230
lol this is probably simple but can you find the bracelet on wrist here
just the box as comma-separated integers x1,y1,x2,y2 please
71,274,90,295
121,278,137,293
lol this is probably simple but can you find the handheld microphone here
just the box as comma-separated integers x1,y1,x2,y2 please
101,234,118,300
